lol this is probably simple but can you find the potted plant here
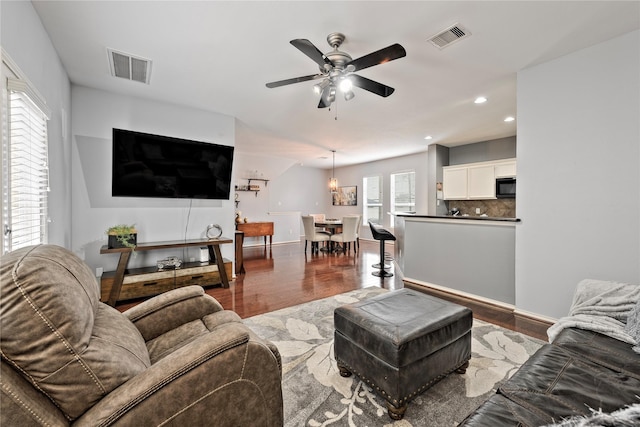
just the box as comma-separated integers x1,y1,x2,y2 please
106,224,137,250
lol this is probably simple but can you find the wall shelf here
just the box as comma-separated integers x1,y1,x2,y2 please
246,178,269,187
235,189,260,197
235,178,269,200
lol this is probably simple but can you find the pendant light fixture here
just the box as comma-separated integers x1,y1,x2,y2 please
329,150,338,193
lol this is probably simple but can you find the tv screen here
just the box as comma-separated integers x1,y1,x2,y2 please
112,128,234,200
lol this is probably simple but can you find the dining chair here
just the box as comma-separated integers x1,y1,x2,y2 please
329,216,360,254
310,213,331,235
302,215,330,254
345,214,362,250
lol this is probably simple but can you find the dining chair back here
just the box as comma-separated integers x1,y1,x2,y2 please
302,215,329,253
310,213,331,235
345,214,362,250
330,216,360,253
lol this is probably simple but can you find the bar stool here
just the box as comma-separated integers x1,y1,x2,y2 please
368,221,396,277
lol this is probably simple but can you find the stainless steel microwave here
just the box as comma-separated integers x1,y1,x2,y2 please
496,177,516,198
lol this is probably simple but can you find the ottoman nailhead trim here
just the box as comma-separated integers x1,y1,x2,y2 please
337,358,470,405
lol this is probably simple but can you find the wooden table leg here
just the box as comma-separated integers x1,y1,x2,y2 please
107,250,131,306
235,231,245,275
208,244,230,288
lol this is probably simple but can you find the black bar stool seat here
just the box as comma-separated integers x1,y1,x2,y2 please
368,221,396,277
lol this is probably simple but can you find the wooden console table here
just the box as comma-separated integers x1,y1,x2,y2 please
100,237,232,306
236,221,274,247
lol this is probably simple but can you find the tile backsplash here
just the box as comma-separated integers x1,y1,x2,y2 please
448,199,516,218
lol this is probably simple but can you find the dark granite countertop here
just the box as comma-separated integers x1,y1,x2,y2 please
391,212,521,222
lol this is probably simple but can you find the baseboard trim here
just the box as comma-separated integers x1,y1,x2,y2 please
514,308,556,326
403,278,515,311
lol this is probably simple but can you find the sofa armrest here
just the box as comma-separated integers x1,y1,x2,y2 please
73,321,283,427
123,286,224,341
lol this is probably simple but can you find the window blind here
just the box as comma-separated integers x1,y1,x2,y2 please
3,78,50,253
391,171,415,213
363,175,382,225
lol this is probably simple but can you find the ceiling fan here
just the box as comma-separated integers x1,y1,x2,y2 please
266,32,406,108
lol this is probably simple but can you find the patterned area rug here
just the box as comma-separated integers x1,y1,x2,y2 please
244,287,545,427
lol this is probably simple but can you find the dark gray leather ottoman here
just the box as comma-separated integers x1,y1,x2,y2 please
334,289,472,420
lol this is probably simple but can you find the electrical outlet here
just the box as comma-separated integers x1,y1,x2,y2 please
189,257,195,262
476,208,481,214
96,267,103,277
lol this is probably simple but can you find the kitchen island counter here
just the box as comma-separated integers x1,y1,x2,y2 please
392,213,519,306
394,212,520,222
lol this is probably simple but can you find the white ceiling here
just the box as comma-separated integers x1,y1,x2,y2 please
32,1,640,168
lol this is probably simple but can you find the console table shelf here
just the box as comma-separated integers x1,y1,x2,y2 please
100,237,233,306
236,222,274,247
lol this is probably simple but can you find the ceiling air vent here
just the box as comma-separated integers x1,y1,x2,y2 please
107,48,152,84
428,24,471,49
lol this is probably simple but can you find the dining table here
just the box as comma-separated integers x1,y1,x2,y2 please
314,219,343,252
315,219,343,233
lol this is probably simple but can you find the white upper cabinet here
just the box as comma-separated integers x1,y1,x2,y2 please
468,165,496,199
443,158,516,200
494,161,517,178
442,167,468,200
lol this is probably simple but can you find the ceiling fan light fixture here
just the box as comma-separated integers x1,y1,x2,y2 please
265,33,406,109
344,90,355,101
339,77,353,92
314,79,330,95
327,86,336,103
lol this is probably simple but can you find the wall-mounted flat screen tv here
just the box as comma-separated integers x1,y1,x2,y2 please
112,128,234,200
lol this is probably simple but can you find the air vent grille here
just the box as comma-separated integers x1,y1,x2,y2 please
107,48,152,84
428,24,471,49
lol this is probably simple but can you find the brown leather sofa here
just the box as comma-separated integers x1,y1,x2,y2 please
1,244,283,426
459,281,640,426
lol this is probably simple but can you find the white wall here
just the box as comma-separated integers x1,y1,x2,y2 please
71,86,236,273
516,30,640,319
1,1,72,248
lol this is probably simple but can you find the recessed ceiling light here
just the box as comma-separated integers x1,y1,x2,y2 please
504,116,515,122
474,96,487,104
424,135,433,140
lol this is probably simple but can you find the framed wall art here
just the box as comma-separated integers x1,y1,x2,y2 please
332,186,357,206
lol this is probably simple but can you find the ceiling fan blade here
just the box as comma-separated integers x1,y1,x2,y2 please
351,74,395,97
266,74,324,88
348,43,406,72
290,39,335,68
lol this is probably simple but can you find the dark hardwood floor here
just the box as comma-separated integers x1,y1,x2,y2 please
116,239,550,341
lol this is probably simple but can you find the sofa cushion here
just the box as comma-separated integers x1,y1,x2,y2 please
552,328,640,379
497,344,640,422
0,245,150,420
